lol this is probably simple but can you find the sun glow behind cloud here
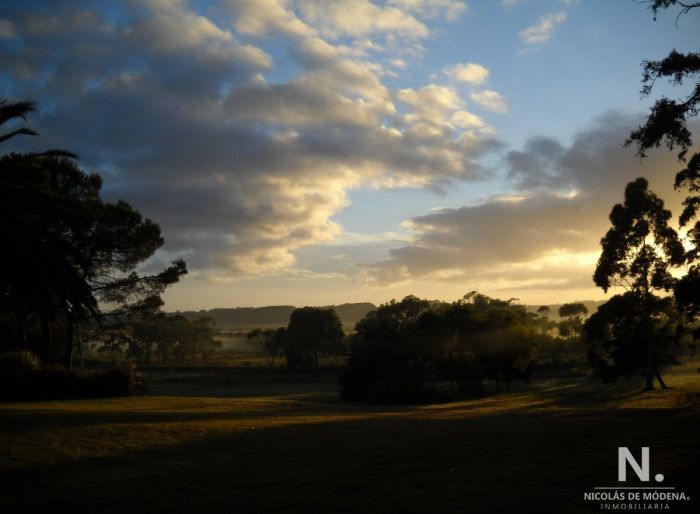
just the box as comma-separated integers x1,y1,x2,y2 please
0,0,697,309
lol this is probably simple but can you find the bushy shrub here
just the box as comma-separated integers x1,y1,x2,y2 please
31,368,82,399
0,352,42,399
0,352,147,401
82,367,148,397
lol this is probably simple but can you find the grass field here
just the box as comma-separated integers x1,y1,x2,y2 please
1,364,699,513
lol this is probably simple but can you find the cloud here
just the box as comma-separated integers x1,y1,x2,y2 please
363,112,689,296
520,12,566,46
470,90,508,113
0,0,499,276
445,62,490,84
388,0,469,21
225,0,315,39
451,110,487,129
0,18,15,38
398,84,461,124
297,0,428,40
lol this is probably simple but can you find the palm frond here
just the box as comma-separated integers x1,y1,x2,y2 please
0,127,39,144
0,100,36,126
23,149,79,159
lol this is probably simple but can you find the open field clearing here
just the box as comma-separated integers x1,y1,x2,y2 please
1,366,699,514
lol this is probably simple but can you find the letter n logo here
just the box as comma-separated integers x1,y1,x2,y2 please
618,447,649,482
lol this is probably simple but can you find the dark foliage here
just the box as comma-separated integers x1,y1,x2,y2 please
590,178,689,389
0,99,186,368
627,2,700,317
584,293,692,387
99,314,221,364
0,351,146,402
340,293,543,403
285,307,344,371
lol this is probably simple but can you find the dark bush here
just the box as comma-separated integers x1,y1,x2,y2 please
0,351,147,401
435,353,484,397
31,368,82,400
0,352,41,390
339,340,428,403
82,367,148,397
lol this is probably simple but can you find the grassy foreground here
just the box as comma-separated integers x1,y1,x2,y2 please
1,368,699,514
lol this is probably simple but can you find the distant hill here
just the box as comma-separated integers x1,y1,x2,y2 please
176,299,605,330
176,302,376,330
525,300,606,320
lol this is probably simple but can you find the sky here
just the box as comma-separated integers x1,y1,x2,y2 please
1,0,698,310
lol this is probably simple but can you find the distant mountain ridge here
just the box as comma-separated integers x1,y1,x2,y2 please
175,302,376,329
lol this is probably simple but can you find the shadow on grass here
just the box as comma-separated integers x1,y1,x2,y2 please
1,400,698,514
2,376,695,434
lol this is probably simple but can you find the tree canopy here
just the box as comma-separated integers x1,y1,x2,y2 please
589,178,689,389
0,100,186,367
340,293,545,403
627,1,700,316
285,307,345,372
593,178,684,295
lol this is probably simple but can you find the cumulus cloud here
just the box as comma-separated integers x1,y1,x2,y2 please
470,90,508,113
520,12,566,46
225,0,315,39
445,62,490,84
388,0,469,21
363,112,689,295
297,0,429,40
0,0,498,276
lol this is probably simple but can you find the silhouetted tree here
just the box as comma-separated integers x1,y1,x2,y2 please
558,303,588,319
340,296,432,402
591,178,686,389
557,302,588,341
285,307,344,373
248,327,286,366
443,293,539,391
0,100,186,367
627,1,700,318
584,293,689,387
100,313,220,364
340,293,543,402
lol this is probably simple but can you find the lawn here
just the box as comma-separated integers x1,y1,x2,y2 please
1,366,698,514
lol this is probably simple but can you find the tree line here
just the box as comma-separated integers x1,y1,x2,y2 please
99,314,221,365
338,293,559,403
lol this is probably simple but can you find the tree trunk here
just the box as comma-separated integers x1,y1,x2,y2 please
77,325,84,372
64,312,75,370
644,338,655,391
645,372,655,391
653,359,667,389
37,309,52,356
16,308,27,352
